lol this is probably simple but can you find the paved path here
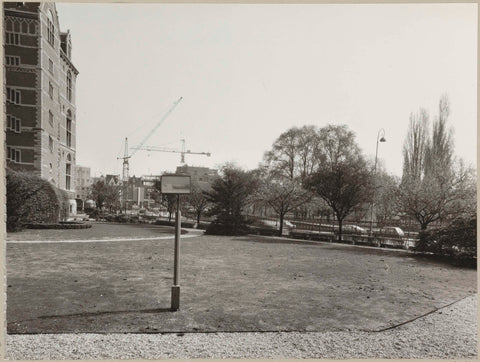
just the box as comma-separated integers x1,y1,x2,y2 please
5,294,477,359
6,231,203,244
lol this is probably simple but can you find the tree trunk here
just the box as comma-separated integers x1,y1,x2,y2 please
337,218,343,242
196,211,201,227
279,212,284,237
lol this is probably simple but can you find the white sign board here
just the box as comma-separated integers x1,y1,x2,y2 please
161,175,191,194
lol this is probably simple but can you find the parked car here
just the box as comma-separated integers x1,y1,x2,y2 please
258,219,295,229
342,225,367,235
377,226,405,238
250,219,295,230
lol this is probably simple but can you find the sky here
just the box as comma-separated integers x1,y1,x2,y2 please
56,2,477,178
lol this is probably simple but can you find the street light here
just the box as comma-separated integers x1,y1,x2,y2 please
370,129,386,236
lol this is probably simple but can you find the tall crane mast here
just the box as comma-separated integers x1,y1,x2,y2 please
118,137,130,182
117,97,183,181
132,139,211,164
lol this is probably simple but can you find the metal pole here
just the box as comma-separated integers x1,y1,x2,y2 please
369,138,379,235
171,194,181,310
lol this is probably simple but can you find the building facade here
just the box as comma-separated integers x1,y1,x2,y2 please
4,2,78,214
175,165,218,184
73,165,91,211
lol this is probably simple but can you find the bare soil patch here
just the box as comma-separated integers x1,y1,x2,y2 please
6,224,476,333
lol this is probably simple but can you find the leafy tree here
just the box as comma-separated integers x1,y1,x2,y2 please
205,165,258,235
305,125,374,241
89,181,107,211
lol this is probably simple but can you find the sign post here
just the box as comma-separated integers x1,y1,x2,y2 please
160,175,191,311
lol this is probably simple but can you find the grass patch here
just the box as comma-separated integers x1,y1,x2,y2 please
6,224,476,333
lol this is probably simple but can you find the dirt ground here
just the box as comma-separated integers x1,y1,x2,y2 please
6,223,477,333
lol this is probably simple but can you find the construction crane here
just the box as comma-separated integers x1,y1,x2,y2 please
132,139,211,164
119,137,130,182
117,97,183,181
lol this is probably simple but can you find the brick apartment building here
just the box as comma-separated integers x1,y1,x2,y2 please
4,2,79,215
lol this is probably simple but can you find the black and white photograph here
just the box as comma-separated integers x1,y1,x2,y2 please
3,1,477,359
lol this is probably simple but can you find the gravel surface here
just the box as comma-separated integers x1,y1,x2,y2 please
5,294,477,359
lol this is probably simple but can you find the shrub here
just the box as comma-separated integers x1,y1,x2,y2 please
25,223,92,230
6,169,61,231
206,214,250,236
154,219,176,227
249,227,279,237
416,217,476,265
154,219,197,228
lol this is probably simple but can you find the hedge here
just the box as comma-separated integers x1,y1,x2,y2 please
415,217,476,266
7,169,61,231
25,222,92,230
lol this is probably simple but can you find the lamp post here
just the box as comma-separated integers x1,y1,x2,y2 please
369,129,386,236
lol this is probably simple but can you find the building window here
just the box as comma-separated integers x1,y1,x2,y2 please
6,147,21,163
66,154,72,190
6,56,20,66
48,58,54,74
7,115,21,133
6,88,21,104
49,82,53,99
66,112,72,147
49,136,54,152
46,10,55,46
49,110,54,126
5,32,20,45
66,163,71,190
67,71,72,102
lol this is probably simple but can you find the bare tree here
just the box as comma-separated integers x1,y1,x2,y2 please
425,94,454,178
256,174,312,236
402,108,430,180
305,125,374,241
89,180,120,213
373,172,400,225
317,124,363,167
397,95,474,230
152,179,178,222
396,166,472,230
185,182,212,227
263,125,320,181
306,160,374,241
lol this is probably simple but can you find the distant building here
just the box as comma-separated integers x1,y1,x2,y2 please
104,174,121,187
73,165,91,211
137,175,161,208
175,165,218,186
4,2,79,216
